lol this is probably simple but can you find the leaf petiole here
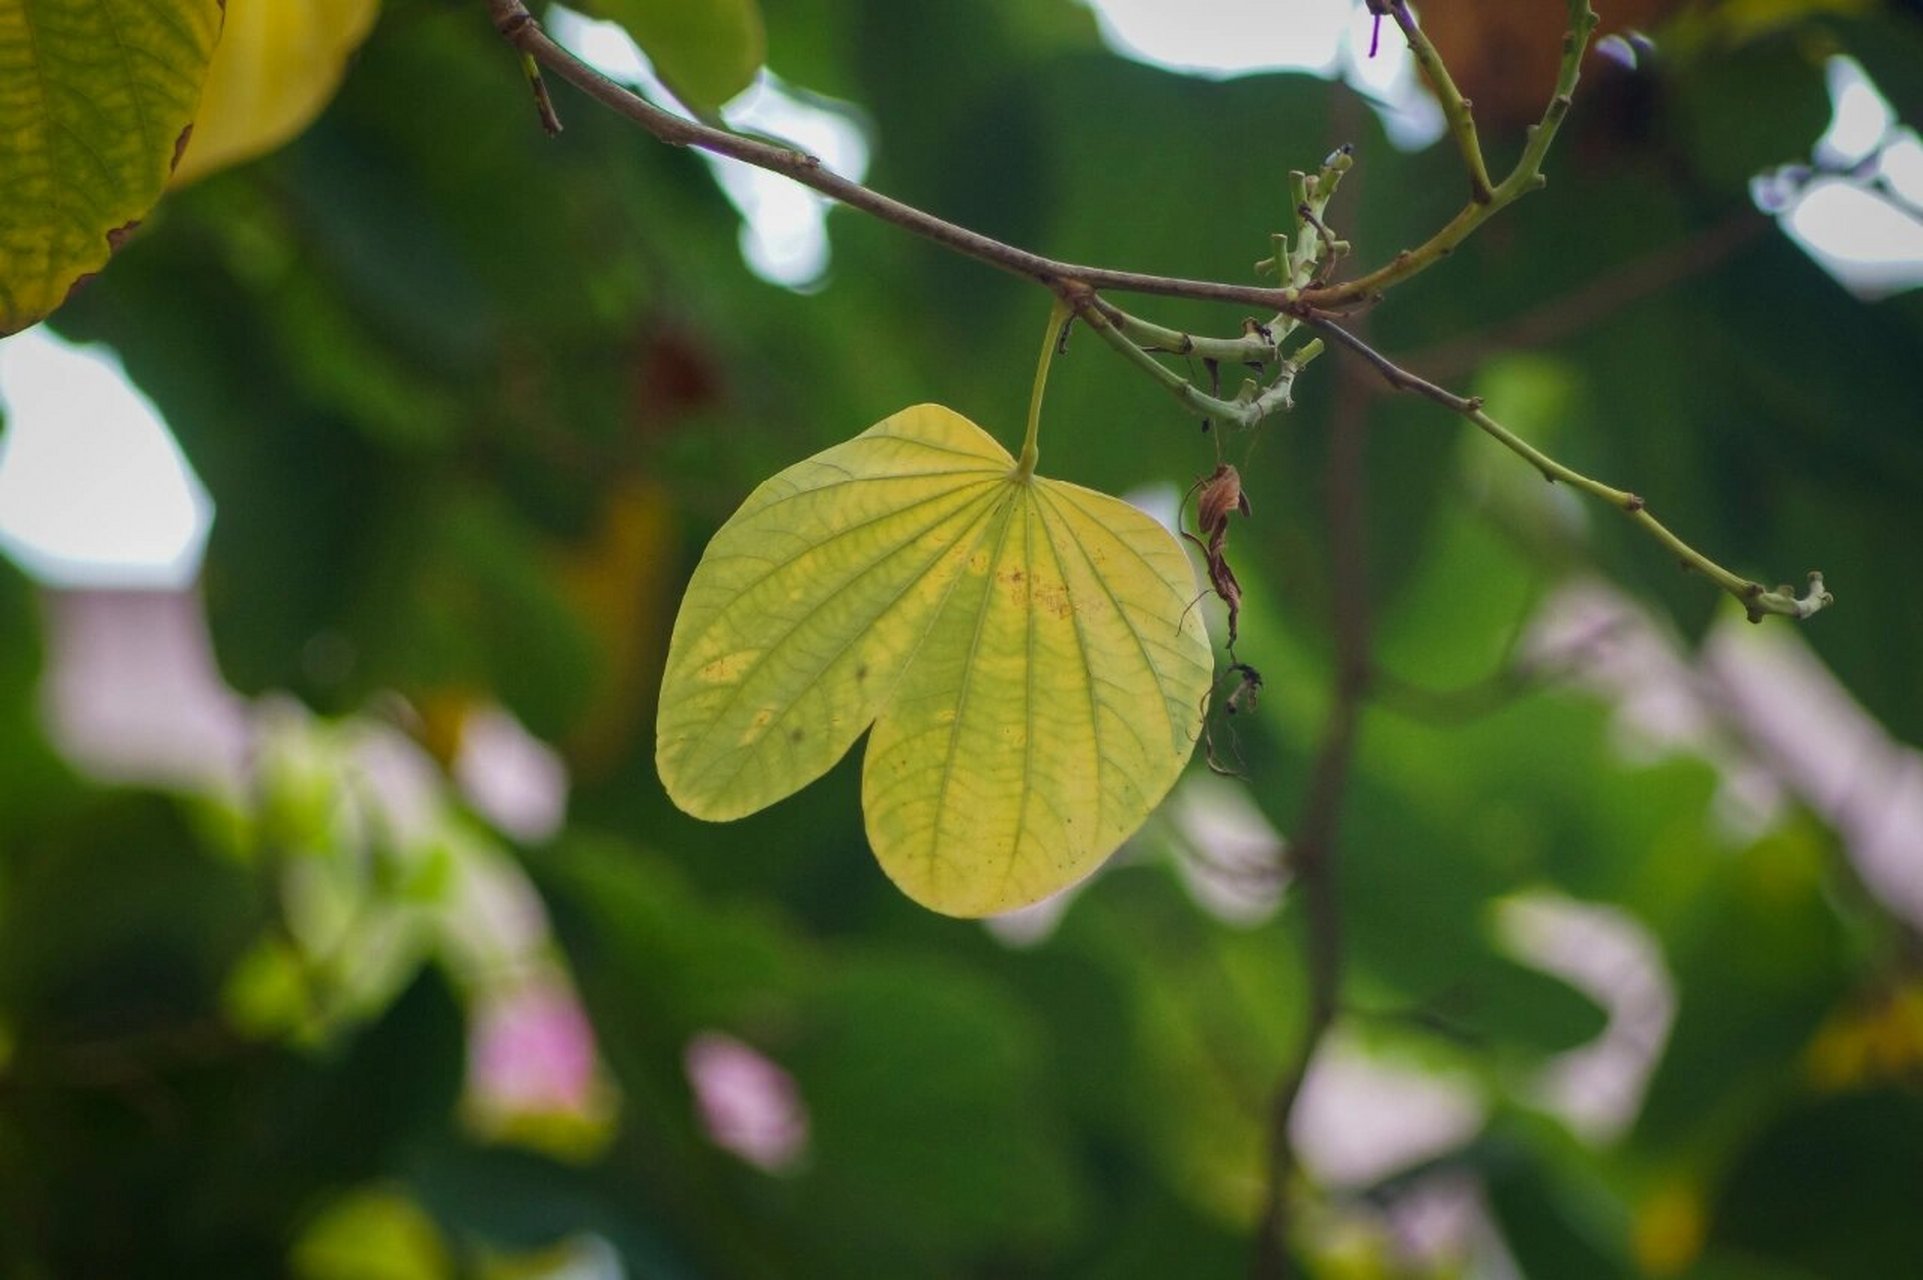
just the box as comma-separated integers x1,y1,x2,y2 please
1017,297,1072,479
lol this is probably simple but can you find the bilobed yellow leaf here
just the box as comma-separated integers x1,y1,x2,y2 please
656,404,1212,917
170,0,380,187
0,0,224,335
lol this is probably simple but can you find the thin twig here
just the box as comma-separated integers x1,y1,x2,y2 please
1076,295,1322,430
1381,1,1492,203
1301,313,1834,623
521,51,563,135
489,0,1295,310
482,0,1591,315
1306,0,1600,306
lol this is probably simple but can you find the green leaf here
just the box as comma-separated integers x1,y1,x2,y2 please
590,0,764,115
656,403,1213,917
0,0,224,334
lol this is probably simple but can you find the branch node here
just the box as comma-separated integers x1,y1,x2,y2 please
1623,493,1645,512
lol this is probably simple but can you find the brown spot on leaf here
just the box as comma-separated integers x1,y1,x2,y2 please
1031,580,1072,620
170,124,194,173
105,221,141,253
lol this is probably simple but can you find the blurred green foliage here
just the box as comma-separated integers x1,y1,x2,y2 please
3,0,1923,1275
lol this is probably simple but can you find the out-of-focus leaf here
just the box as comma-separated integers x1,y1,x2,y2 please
291,1184,450,1280
537,837,1086,1272
785,954,1088,1264
1480,1128,1633,1280
656,403,1212,917
1633,825,1852,1161
407,1141,695,1277
1672,33,1831,192
590,0,764,114
0,792,255,1030
1709,1090,1923,1277
1440,955,1611,1055
0,0,223,334
1046,866,1302,1225
172,0,382,187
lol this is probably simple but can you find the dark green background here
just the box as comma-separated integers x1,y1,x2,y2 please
3,0,1921,1275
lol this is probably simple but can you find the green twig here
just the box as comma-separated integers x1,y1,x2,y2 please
485,0,1827,624
1305,313,1835,623
1102,303,1283,365
1382,2,1491,202
1299,0,1599,307
1078,296,1321,430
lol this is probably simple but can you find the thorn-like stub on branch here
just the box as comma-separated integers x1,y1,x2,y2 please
1623,493,1645,512
1464,395,1485,411
1789,571,1835,619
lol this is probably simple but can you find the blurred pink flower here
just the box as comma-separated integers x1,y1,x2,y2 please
684,1031,809,1173
454,703,569,843
469,980,601,1118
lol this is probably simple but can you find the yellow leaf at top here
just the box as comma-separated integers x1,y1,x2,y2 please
656,404,1213,917
171,0,381,187
0,0,224,335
